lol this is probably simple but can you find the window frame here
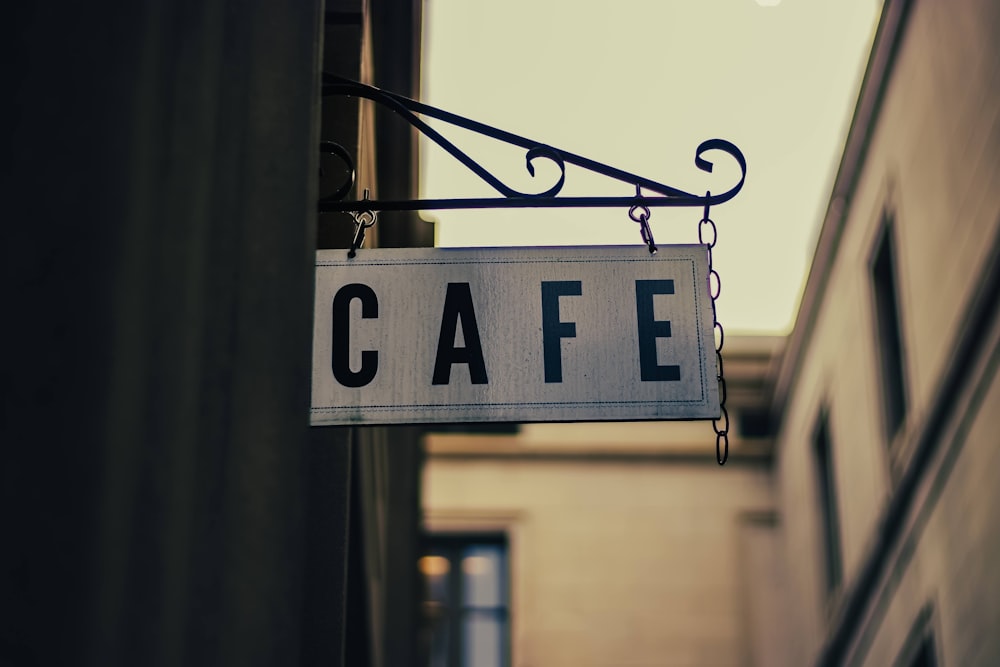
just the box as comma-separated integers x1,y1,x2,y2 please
420,532,511,667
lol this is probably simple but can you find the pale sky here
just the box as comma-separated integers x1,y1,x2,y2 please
418,0,881,334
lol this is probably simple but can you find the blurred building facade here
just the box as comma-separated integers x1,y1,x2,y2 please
6,0,429,666
772,0,1000,665
422,338,785,667
421,0,1000,665
7,0,998,665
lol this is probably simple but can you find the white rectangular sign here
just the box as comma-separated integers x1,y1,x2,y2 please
311,245,719,425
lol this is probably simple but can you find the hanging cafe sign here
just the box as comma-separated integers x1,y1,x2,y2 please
314,75,747,464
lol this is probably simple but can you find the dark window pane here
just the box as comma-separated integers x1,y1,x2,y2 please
814,411,842,594
871,221,907,440
910,636,937,667
428,609,450,667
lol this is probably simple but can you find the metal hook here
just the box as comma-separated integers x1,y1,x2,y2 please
628,185,658,255
348,189,378,259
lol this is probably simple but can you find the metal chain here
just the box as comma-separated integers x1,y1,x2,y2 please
698,192,729,465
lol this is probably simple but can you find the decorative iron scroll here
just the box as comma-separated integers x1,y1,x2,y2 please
320,74,746,214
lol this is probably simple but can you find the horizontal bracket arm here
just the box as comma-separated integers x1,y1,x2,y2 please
321,74,746,213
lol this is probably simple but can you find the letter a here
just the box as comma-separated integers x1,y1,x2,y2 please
432,283,489,385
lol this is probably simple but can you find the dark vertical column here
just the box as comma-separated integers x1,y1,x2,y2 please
4,1,328,666
382,427,426,667
369,0,434,250
356,4,431,666
311,5,367,666
301,428,354,667
319,6,365,250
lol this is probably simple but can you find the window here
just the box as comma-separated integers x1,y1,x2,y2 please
419,534,509,667
871,219,908,442
894,606,939,667
813,409,842,597
906,636,938,667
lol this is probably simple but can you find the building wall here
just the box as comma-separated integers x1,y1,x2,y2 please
3,1,427,666
854,357,1000,666
323,1,430,665
773,0,1000,664
5,2,325,665
425,448,775,667
422,338,789,667
418,1,1000,666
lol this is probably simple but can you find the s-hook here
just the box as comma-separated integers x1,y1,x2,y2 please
629,186,658,255
347,189,378,259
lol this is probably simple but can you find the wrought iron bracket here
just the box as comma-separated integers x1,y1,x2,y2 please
320,74,746,214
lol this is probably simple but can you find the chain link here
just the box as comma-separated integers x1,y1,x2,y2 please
699,193,729,465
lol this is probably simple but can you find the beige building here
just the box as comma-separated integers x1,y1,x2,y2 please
773,0,1000,665
420,0,1000,665
422,339,786,667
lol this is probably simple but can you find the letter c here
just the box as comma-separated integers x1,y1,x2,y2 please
332,283,379,388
